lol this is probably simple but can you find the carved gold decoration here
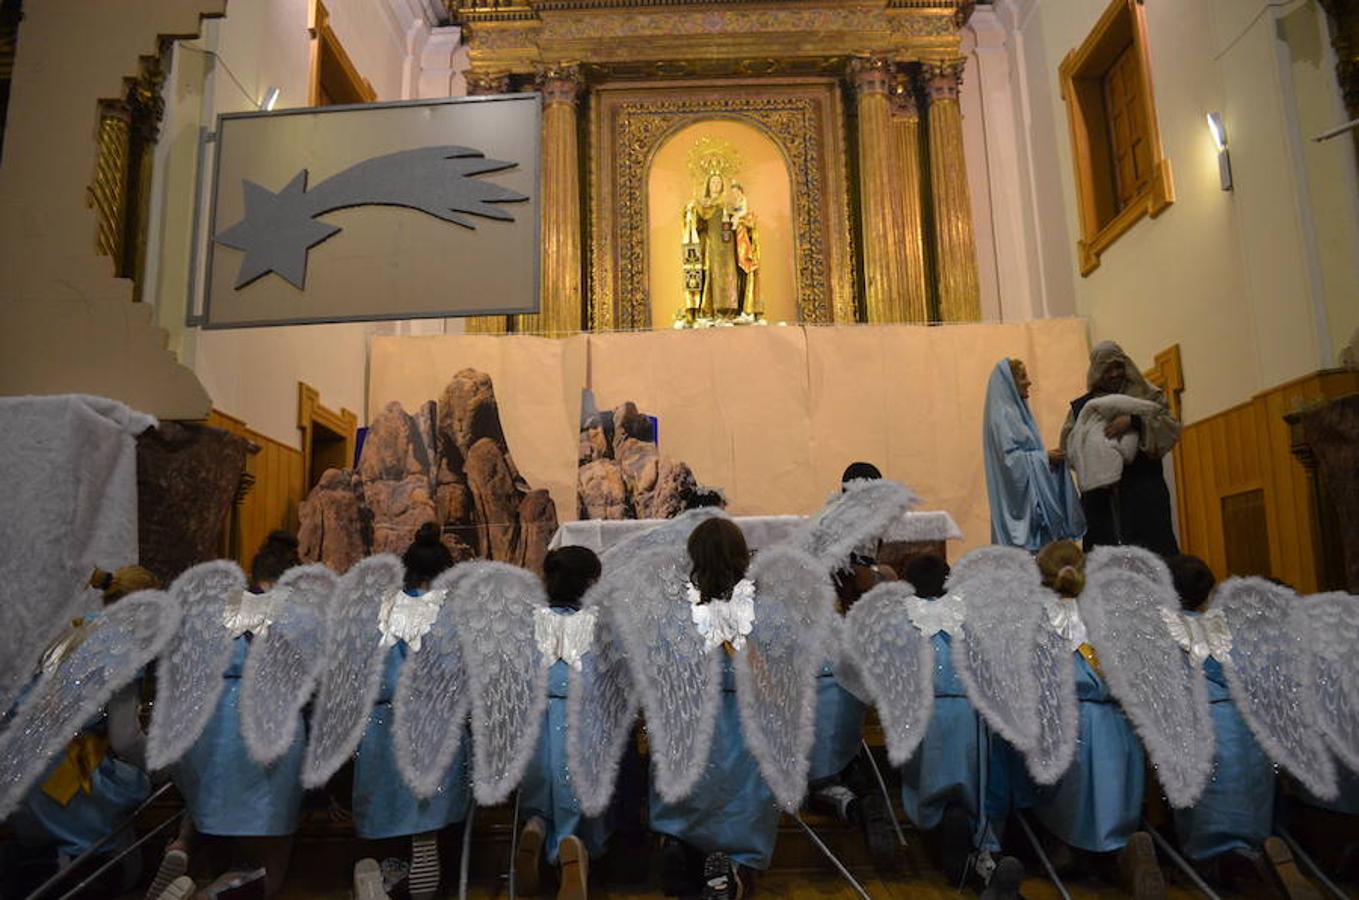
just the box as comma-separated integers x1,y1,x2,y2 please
516,62,584,337
90,104,131,262
851,55,907,323
891,75,929,323
462,69,515,333
589,80,856,330
924,58,980,322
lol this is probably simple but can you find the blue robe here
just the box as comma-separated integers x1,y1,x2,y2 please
4,617,152,859
520,636,613,864
1031,653,1144,853
352,640,472,840
6,716,150,858
175,635,304,836
1173,658,1274,860
649,655,781,870
808,664,866,783
983,359,1085,551
901,633,984,836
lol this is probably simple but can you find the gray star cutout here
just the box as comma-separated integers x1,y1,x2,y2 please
214,173,341,290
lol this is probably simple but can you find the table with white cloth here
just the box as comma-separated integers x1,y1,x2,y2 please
548,511,963,564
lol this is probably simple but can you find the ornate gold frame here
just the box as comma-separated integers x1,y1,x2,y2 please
589,79,856,330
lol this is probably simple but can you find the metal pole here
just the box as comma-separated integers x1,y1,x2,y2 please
1014,811,1071,900
859,739,907,847
25,782,176,900
1278,827,1352,900
793,814,871,900
50,811,184,900
459,805,475,900
507,791,521,900
1144,823,1222,900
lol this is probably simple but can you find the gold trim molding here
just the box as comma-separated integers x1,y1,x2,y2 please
588,79,856,330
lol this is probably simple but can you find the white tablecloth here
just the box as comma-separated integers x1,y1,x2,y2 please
548,510,962,554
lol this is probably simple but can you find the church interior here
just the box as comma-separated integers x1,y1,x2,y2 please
1,0,1358,898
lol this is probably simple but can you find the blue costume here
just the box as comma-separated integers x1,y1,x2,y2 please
520,610,612,864
1173,657,1274,860
5,614,151,860
901,633,985,836
649,655,781,870
808,664,866,783
1031,654,1144,853
176,635,304,836
7,712,150,859
353,639,472,840
983,359,1085,551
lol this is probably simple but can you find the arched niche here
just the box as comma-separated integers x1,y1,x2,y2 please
646,119,798,329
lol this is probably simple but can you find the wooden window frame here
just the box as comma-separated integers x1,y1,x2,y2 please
1059,0,1173,276
308,0,376,107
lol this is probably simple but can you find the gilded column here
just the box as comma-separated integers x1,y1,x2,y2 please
850,56,905,324
924,59,981,322
891,75,929,324
515,63,583,337
462,70,512,335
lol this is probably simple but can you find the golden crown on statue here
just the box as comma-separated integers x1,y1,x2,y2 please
687,136,743,195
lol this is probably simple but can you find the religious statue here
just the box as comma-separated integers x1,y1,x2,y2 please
678,138,763,327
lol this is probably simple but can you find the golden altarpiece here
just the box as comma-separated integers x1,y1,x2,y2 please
451,0,983,336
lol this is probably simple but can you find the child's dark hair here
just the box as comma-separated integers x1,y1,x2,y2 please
903,553,951,599
1167,554,1217,611
251,530,300,589
403,522,454,592
544,546,602,610
841,461,882,485
687,517,749,604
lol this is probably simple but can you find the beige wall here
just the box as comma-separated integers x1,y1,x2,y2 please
646,119,798,328
996,0,1359,423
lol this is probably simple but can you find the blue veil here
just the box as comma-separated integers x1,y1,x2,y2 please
983,360,1085,550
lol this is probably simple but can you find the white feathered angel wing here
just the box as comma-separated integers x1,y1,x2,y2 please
732,546,835,811
790,479,917,571
1028,613,1079,785
844,582,935,766
946,545,1041,593
239,565,336,766
1085,545,1175,594
567,577,639,817
146,561,245,771
301,554,403,789
1213,577,1337,800
1308,591,1359,773
0,590,180,820
600,507,723,566
447,561,549,805
611,542,721,804
392,567,471,799
1080,552,1214,808
950,569,1043,757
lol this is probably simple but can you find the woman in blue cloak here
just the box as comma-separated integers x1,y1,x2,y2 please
982,359,1085,551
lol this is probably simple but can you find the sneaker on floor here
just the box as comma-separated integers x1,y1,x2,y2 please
1117,832,1166,900
979,855,1024,900
939,802,972,886
517,816,546,896
408,831,441,900
812,784,858,824
1264,836,1321,900
557,834,589,900
202,868,266,900
701,852,735,900
858,791,898,870
354,858,389,900
146,846,189,900
155,875,195,900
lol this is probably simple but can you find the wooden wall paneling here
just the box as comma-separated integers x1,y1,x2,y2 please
204,408,305,570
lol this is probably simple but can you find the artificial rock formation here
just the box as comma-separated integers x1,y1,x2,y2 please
298,369,558,573
576,401,700,520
